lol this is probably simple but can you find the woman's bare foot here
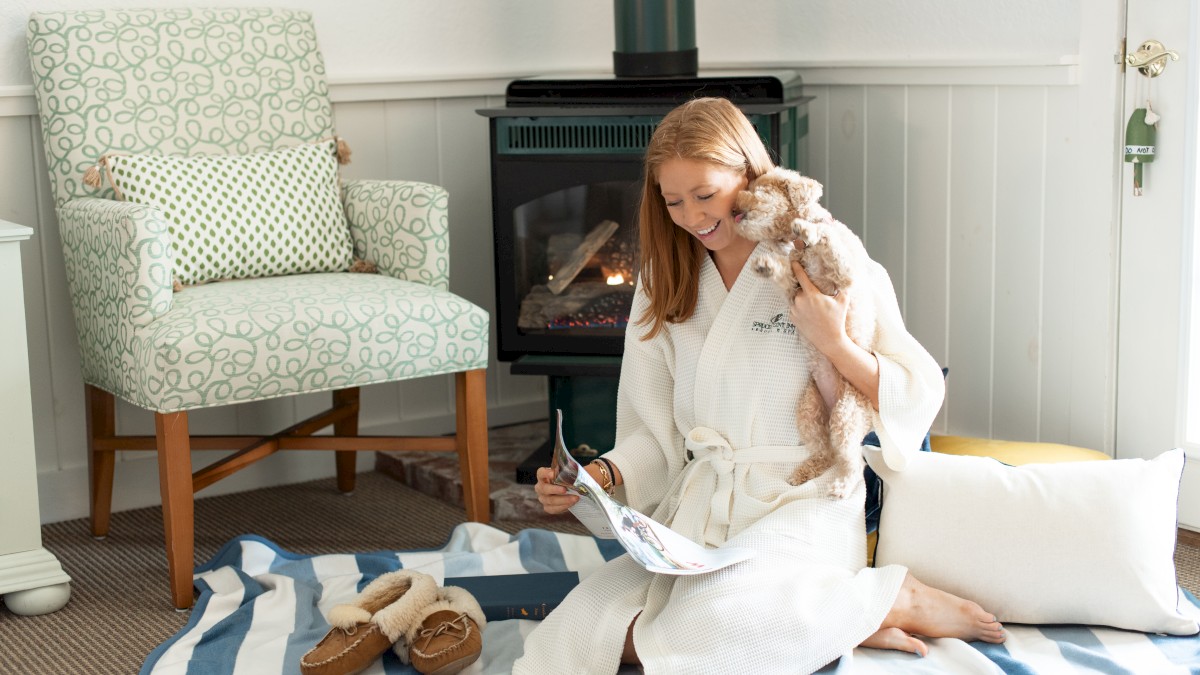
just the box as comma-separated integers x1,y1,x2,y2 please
861,627,928,657
880,573,1006,645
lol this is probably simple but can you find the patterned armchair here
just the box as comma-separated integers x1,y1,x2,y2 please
27,8,490,609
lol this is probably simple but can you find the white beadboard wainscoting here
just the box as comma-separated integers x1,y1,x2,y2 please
1,60,1113,524
803,77,1111,451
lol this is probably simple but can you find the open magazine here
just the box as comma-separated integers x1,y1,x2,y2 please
549,410,754,575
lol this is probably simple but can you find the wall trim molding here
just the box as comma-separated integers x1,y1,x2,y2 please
788,63,1077,86
1,58,1080,116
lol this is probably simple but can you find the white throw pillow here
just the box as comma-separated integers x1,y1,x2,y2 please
864,447,1199,635
99,139,353,285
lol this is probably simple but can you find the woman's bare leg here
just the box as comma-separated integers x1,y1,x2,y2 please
621,613,641,665
862,572,1005,656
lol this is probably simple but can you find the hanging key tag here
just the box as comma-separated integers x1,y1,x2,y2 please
1124,106,1157,196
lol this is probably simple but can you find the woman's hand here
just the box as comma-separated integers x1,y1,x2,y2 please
535,464,606,514
537,459,625,515
789,260,850,354
534,467,579,514
789,257,882,409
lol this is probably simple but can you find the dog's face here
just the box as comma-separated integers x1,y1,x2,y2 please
734,168,826,243
735,174,792,242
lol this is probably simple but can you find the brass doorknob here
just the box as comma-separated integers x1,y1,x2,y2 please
1125,40,1180,78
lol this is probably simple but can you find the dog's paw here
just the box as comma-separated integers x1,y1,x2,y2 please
795,219,823,248
750,253,783,279
827,475,853,499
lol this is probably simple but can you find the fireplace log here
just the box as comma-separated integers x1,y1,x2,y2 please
519,281,635,329
547,219,620,295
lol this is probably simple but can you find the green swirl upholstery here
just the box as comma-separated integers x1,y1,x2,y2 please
27,8,489,414
56,199,175,397
344,180,450,291
133,273,487,412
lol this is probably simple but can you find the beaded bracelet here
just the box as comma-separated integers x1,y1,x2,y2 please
590,459,615,495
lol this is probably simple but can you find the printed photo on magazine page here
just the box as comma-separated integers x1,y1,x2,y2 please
548,410,753,575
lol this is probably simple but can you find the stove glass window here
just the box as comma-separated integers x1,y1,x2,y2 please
513,180,641,339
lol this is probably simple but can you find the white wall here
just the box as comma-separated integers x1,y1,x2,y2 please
2,0,1079,87
1,0,1107,524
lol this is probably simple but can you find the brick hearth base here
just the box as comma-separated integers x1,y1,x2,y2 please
375,419,559,522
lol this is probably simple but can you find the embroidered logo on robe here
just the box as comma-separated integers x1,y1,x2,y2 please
751,313,797,335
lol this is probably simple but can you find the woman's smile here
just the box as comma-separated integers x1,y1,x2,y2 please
657,158,751,252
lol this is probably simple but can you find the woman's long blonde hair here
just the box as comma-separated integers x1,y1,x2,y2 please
636,97,776,339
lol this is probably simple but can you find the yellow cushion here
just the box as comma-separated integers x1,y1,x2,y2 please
929,435,1110,465
865,436,1109,565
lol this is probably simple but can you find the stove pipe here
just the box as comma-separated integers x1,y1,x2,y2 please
612,0,698,78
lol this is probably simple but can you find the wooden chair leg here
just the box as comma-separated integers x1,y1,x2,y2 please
85,385,116,539
155,411,195,610
455,369,490,523
333,388,360,494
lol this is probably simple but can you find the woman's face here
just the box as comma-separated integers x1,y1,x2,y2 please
657,158,750,253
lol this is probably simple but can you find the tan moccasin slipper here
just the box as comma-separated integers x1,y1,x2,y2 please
397,585,487,675
300,570,439,675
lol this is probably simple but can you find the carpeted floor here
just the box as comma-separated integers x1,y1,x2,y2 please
3,420,1200,675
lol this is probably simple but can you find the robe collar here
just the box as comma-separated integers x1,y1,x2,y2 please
692,242,771,422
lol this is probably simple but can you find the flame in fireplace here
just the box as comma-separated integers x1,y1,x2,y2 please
606,273,625,285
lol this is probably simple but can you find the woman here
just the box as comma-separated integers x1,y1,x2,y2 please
514,97,1004,674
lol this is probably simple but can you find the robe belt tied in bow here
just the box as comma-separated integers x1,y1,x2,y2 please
669,427,795,547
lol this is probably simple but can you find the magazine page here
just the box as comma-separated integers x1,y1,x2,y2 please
549,410,754,575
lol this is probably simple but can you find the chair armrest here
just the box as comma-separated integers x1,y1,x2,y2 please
57,198,174,332
342,179,449,291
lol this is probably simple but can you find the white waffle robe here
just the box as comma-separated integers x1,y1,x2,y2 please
514,244,944,674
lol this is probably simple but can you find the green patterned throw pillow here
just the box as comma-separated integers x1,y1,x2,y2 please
93,139,354,286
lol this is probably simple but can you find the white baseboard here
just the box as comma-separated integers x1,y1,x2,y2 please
36,398,547,524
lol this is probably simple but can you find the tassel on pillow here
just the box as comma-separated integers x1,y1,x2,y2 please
336,137,352,165
81,155,122,197
349,258,377,274
82,163,103,188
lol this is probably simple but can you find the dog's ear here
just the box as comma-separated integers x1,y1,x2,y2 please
807,203,833,224
735,188,756,213
785,173,824,208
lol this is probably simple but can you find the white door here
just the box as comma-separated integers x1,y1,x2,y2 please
1115,0,1200,527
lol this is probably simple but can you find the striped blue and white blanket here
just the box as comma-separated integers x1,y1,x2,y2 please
143,523,1200,674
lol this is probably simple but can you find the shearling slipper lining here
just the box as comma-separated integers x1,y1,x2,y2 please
327,605,372,630
327,570,439,642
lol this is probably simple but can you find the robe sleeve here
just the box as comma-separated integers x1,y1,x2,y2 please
600,280,687,515
867,260,945,471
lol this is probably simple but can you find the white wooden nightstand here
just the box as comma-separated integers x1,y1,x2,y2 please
0,220,70,615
